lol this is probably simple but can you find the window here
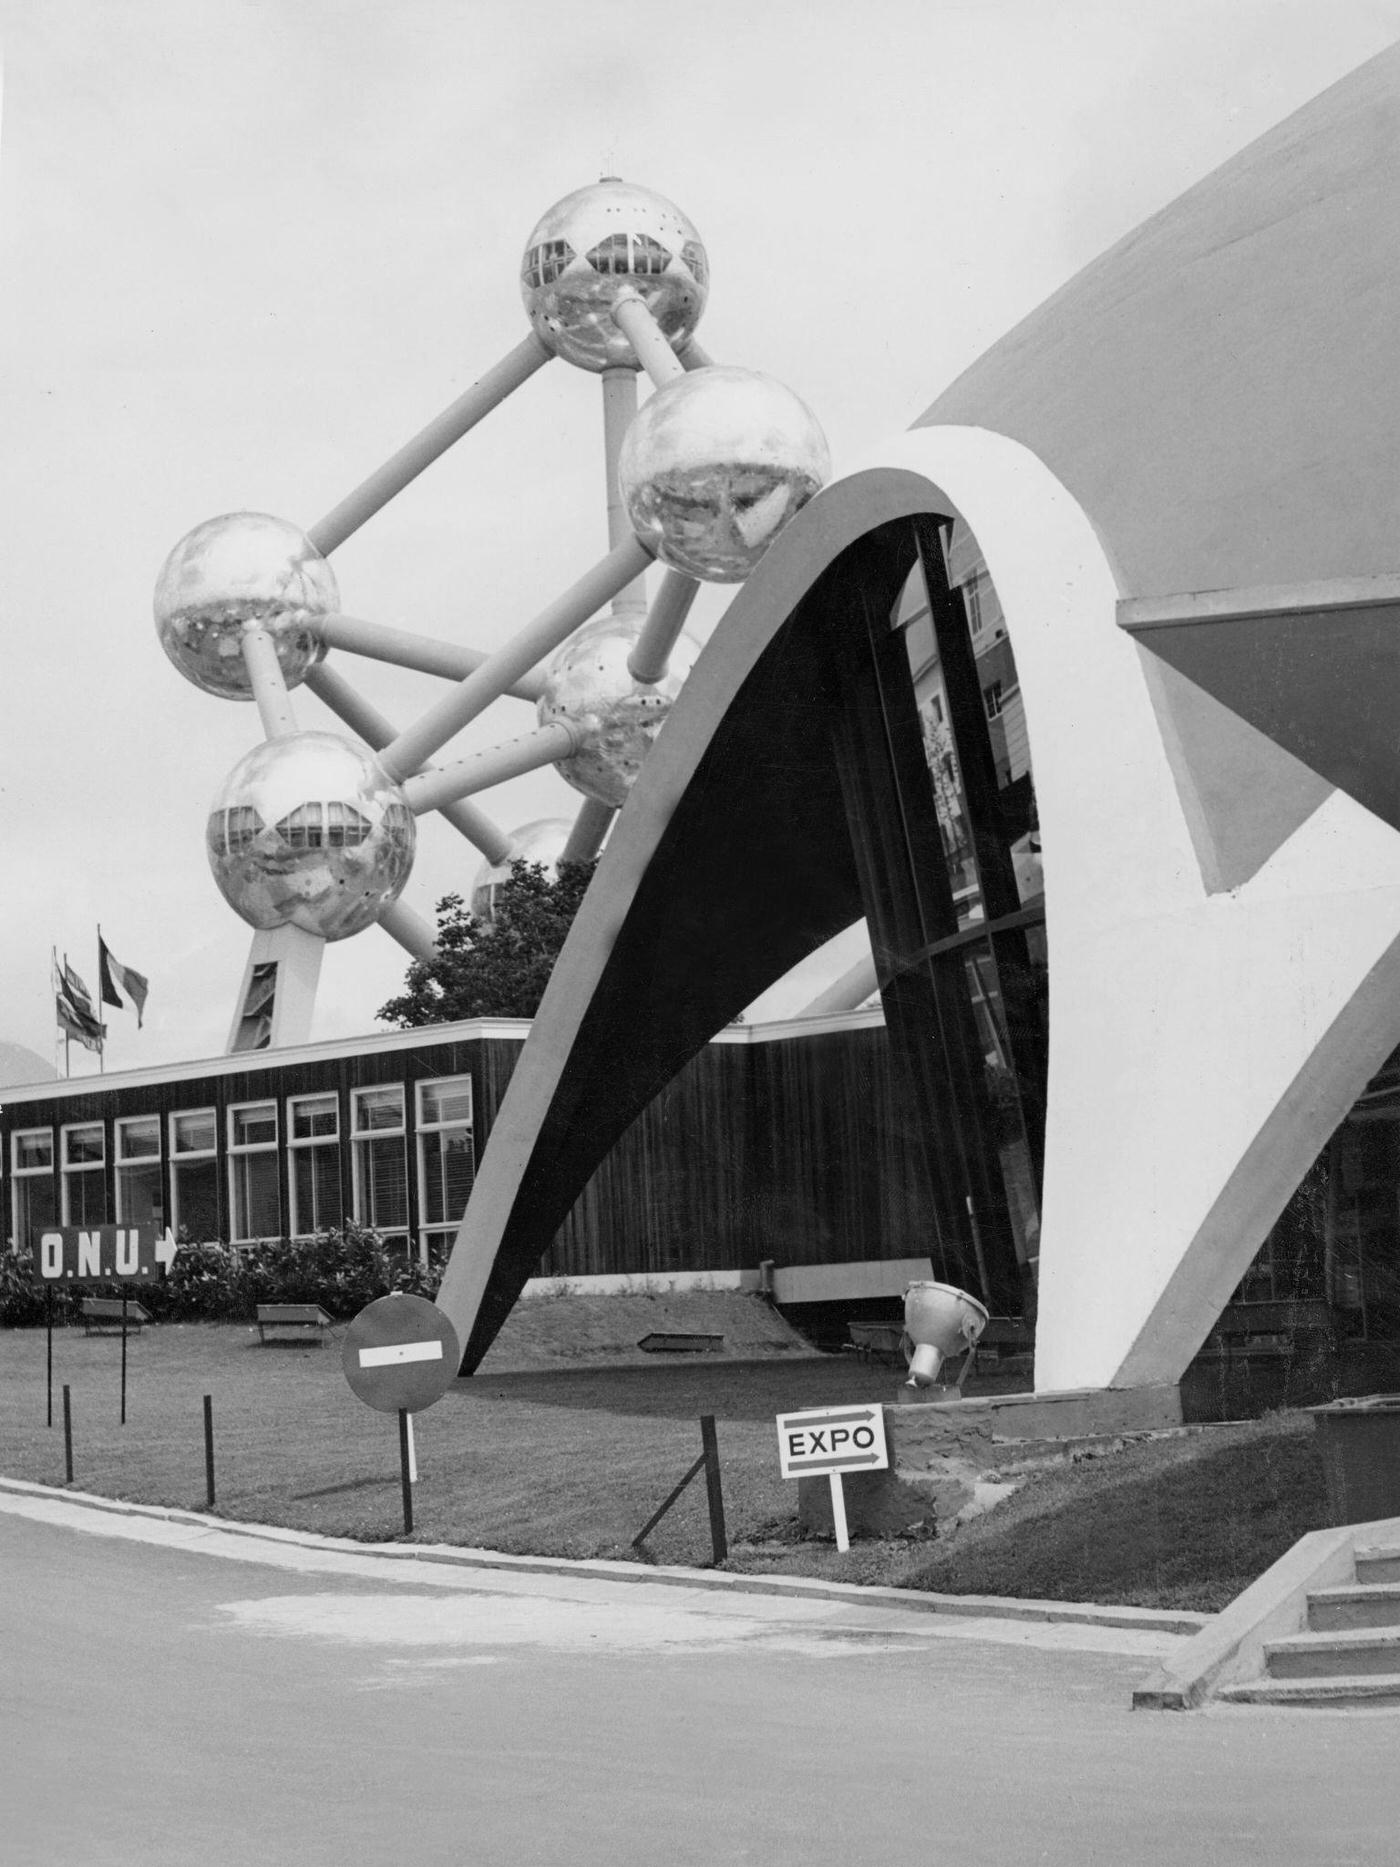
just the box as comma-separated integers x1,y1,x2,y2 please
228,1102,280,1243
12,1129,55,1253
289,1093,342,1237
62,1123,107,1226
417,1078,475,1262
351,1085,408,1246
170,1109,220,1243
116,1117,163,1227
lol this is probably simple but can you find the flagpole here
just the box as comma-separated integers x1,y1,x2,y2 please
96,925,104,1075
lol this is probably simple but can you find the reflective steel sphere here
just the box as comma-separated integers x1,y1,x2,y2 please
537,619,699,807
206,731,415,941
155,512,336,700
469,818,576,923
618,366,830,582
521,179,707,373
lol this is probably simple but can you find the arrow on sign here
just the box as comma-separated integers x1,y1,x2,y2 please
788,1451,885,1473
154,1228,180,1275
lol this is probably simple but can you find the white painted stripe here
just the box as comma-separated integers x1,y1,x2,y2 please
358,1341,444,1369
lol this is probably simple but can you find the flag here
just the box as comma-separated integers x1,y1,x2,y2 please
99,934,150,1028
62,958,99,1021
55,992,104,1052
53,950,105,1051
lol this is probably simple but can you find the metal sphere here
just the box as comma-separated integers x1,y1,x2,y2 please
520,179,708,373
537,619,699,807
155,512,336,700
469,818,576,923
206,731,415,942
618,366,830,582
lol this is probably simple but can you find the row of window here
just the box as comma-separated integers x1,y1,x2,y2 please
7,1079,475,1263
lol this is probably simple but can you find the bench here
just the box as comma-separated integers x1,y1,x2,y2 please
256,1303,334,1344
81,1296,152,1336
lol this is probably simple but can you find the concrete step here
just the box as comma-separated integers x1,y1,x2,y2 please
1266,1626,1400,1678
1354,1546,1400,1585
1307,1582,1400,1631
1219,1671,1400,1708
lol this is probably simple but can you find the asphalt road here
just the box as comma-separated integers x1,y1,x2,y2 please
2,1492,1397,1866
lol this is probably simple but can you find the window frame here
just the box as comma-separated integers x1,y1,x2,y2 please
415,1076,475,1264
226,1099,281,1245
115,1115,164,1228
287,1091,342,1239
60,1120,107,1227
11,1126,55,1254
169,1107,220,1244
350,1083,409,1248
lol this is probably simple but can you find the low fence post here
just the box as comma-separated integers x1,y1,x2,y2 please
632,1414,727,1566
203,1395,216,1509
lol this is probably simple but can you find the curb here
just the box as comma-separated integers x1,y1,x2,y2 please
0,1475,1206,1636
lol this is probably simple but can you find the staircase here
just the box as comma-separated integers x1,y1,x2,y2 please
1218,1541,1400,1706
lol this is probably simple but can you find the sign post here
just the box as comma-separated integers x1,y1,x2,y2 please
776,1403,889,1553
342,1293,461,1537
30,1226,179,1423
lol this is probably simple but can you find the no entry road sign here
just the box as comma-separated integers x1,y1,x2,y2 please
342,1293,461,1415
776,1404,889,1479
31,1225,177,1285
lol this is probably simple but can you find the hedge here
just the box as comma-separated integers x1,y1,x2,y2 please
0,1225,442,1328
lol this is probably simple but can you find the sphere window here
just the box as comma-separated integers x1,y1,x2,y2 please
209,805,263,859
586,232,671,276
681,240,708,289
522,239,574,289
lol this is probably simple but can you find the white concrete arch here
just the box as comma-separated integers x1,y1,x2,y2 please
865,426,1400,1392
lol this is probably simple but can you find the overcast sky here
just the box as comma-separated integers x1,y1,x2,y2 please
2,0,1398,1077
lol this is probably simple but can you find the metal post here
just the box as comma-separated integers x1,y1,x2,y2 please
626,569,701,684
700,1413,727,1564
828,1472,850,1553
203,1394,216,1509
241,625,299,738
561,797,615,865
966,1195,992,1309
611,293,687,390
376,898,440,965
120,1288,128,1425
316,614,546,699
398,1408,414,1536
303,664,514,864
308,333,553,555
378,537,652,781
46,1287,53,1428
601,368,647,620
63,1384,73,1484
402,721,580,815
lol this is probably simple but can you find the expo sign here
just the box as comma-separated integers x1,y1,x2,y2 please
776,1404,888,1479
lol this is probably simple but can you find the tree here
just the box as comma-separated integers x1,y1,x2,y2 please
377,860,597,1028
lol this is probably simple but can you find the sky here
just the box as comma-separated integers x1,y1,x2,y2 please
1,0,1398,1077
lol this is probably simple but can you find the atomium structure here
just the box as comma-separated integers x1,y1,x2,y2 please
156,177,830,1051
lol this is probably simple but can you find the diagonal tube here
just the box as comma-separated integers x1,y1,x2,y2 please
561,796,615,865
307,333,553,555
377,898,439,965
677,336,714,371
241,625,299,738
378,535,653,782
403,722,580,816
626,569,701,685
304,663,512,864
318,615,545,702
611,292,688,390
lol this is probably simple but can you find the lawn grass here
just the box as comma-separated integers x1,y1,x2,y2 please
0,1317,1334,1609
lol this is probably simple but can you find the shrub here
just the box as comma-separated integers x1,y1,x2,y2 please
2,1225,444,1327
